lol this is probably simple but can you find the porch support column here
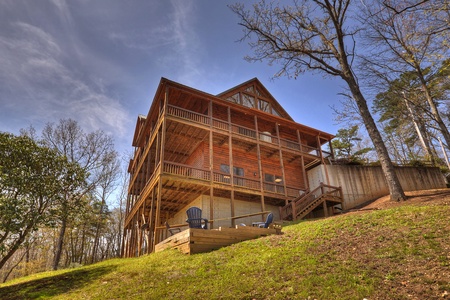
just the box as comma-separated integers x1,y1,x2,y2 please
228,107,235,226
147,187,156,253
255,116,265,219
317,135,330,186
322,200,328,217
209,100,214,228
153,86,168,250
275,123,287,198
297,130,308,191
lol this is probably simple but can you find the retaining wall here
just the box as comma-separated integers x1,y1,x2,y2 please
308,165,447,210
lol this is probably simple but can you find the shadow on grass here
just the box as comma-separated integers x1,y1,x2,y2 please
0,265,117,300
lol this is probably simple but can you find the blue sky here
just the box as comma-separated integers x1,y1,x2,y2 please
0,0,344,157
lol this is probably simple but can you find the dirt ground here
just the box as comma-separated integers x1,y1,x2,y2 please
348,188,450,211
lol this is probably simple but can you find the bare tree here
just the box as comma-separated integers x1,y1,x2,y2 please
360,0,450,150
90,151,120,264
41,119,118,270
231,0,406,201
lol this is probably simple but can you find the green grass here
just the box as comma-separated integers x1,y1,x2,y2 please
1,203,449,299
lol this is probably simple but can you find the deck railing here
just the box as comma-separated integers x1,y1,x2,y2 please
162,161,302,196
167,105,209,125
166,105,325,158
280,183,342,220
163,162,211,181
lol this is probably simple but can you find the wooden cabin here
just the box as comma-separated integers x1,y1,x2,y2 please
122,78,343,257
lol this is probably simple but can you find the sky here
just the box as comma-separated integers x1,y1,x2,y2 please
0,0,344,158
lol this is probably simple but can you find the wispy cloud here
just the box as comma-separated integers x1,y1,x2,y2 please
0,9,130,139
107,0,205,85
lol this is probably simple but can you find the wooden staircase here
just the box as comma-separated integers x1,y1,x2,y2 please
279,183,343,221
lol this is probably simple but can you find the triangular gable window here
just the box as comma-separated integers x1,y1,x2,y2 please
242,94,255,108
226,93,240,104
272,108,281,117
259,99,270,113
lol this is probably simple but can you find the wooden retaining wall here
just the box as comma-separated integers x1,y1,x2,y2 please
155,226,280,254
308,165,447,210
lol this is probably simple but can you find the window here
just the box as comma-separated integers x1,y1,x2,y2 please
221,164,244,176
264,173,282,183
221,164,244,185
271,108,281,117
242,94,255,108
259,99,270,113
226,93,240,104
233,166,244,176
220,164,244,177
265,173,274,182
245,86,254,93
220,164,230,174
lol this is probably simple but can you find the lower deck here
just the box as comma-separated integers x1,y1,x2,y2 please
155,225,282,255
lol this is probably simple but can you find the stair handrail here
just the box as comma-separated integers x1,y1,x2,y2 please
280,183,342,221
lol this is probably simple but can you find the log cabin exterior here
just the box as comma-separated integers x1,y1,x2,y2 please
122,78,342,257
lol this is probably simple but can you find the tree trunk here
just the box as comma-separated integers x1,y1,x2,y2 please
0,226,33,270
53,217,67,270
345,76,406,201
423,85,450,149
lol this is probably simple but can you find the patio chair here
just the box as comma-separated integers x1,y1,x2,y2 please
186,206,208,229
165,221,181,236
252,212,273,228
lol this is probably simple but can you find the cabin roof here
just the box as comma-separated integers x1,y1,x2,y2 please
216,77,293,121
133,77,334,148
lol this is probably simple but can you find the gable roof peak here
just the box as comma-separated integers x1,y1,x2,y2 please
216,78,293,121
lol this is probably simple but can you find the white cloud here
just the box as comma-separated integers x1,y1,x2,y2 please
0,19,130,139
106,0,205,85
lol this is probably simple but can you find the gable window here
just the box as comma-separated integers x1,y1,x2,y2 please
259,99,270,113
245,86,254,93
242,94,255,108
226,93,240,104
271,108,281,117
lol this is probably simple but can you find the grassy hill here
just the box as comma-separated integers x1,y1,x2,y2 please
1,195,449,299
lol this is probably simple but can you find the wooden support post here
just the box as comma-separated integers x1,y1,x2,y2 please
317,135,331,186
297,130,308,194
323,200,328,217
209,100,214,229
292,200,296,221
255,116,265,215
228,107,235,226
275,123,287,197
153,86,167,251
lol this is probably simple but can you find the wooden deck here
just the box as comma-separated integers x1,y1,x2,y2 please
155,225,282,255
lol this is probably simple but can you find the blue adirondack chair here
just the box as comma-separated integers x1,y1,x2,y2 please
252,212,273,228
186,206,208,229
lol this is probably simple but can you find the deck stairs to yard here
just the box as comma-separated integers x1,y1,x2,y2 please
279,183,343,221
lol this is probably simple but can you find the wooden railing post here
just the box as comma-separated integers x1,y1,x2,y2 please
291,200,296,221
